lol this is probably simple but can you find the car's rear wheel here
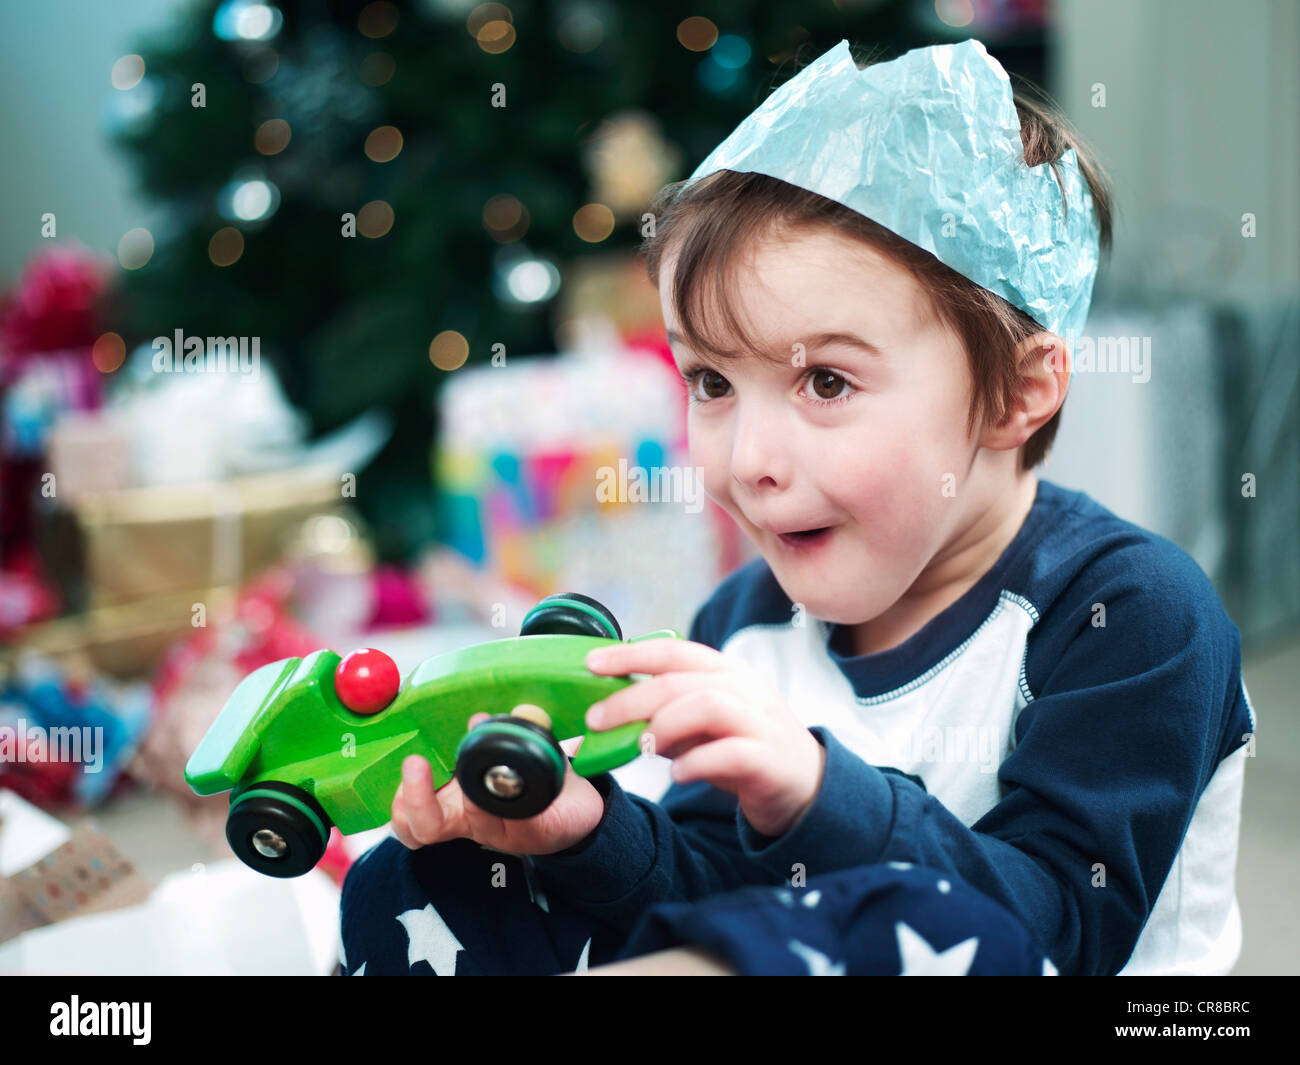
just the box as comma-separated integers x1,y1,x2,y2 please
226,781,331,878
519,592,622,640
455,716,566,819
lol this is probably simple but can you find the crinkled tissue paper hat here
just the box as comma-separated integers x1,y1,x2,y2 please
685,38,1101,341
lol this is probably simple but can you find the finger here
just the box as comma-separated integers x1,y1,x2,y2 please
584,637,728,678
391,793,419,850
670,736,767,788
644,689,756,760
468,712,489,729
587,669,744,731
399,754,446,845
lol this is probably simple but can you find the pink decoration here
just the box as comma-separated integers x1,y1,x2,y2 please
365,564,432,629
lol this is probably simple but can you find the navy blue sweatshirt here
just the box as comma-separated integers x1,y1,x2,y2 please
531,478,1255,975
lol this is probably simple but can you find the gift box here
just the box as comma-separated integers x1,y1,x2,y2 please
0,649,155,809
434,345,744,637
0,790,340,975
0,243,112,576
0,789,152,948
44,410,131,503
69,467,344,609
128,566,322,837
11,586,235,680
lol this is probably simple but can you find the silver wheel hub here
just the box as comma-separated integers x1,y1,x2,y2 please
484,765,524,799
253,828,288,858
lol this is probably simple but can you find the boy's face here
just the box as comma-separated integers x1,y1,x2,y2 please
660,225,996,627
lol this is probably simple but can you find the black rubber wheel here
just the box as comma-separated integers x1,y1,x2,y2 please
455,715,566,819
226,781,331,878
519,592,622,640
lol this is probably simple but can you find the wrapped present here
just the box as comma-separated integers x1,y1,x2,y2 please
12,586,235,680
44,410,131,503
69,467,344,609
0,791,340,975
0,243,112,573
0,558,59,636
0,649,154,809
129,565,322,850
0,791,152,949
434,343,743,637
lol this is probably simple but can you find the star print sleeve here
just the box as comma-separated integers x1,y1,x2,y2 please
530,603,773,933
612,862,1056,974
531,773,777,933
733,538,1253,976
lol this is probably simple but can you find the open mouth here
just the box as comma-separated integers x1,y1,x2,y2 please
775,527,834,549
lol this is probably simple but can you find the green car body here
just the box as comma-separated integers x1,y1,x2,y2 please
184,627,681,836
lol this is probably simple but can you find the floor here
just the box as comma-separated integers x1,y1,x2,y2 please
69,628,1300,976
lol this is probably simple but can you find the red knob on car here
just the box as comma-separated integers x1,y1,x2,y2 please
334,649,400,714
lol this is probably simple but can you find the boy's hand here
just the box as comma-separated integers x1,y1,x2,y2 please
584,639,826,838
390,713,605,855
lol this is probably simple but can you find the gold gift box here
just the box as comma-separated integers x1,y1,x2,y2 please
70,468,343,610
7,585,236,680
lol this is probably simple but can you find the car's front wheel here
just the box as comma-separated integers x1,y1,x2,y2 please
225,781,331,878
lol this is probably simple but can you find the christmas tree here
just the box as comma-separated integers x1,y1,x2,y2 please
109,0,1044,561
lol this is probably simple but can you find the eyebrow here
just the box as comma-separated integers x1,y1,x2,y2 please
666,330,885,361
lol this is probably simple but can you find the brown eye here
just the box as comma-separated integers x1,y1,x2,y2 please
809,370,848,400
700,370,730,399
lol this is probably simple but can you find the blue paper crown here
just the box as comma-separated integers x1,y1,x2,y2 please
685,39,1101,340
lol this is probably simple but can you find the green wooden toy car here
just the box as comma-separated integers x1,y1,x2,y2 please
184,593,680,877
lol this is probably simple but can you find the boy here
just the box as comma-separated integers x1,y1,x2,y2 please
340,39,1253,976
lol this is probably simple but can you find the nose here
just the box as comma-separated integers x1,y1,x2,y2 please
729,397,793,494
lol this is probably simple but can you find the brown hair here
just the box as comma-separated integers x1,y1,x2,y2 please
641,64,1113,471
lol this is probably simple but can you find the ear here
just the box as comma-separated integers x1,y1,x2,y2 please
978,331,1070,453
